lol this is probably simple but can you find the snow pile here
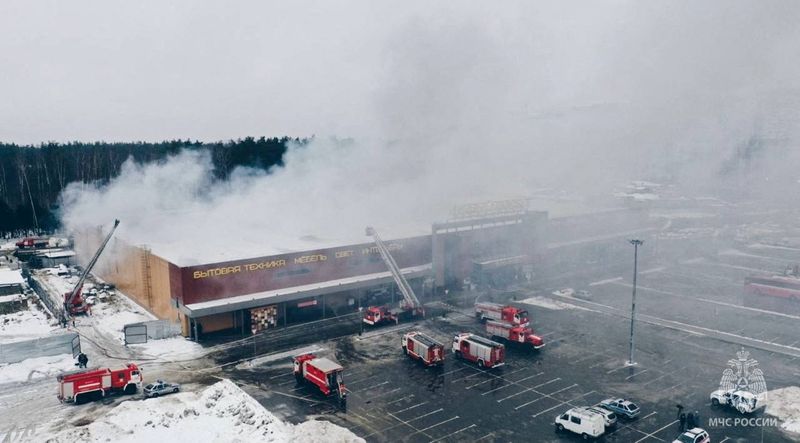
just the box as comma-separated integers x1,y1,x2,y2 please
92,309,151,343
0,353,75,384
41,379,363,443
521,296,584,311
0,306,57,344
765,386,800,434
130,336,203,359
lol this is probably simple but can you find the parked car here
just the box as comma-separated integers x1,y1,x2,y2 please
554,407,605,440
143,380,180,398
672,427,710,443
582,406,617,428
710,388,759,414
598,398,640,419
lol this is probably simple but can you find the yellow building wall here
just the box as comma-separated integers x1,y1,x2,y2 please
73,228,182,324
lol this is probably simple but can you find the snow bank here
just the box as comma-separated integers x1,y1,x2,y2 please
521,296,586,311
41,379,364,443
0,306,57,344
129,336,203,359
93,310,151,342
0,353,75,384
765,386,800,434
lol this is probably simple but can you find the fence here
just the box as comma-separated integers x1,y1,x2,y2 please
0,332,80,364
123,319,181,344
28,275,65,321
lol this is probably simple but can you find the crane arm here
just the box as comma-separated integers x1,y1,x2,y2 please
65,219,120,307
366,226,421,309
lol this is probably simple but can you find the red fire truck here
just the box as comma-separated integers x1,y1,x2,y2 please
15,237,50,249
474,302,529,326
293,353,347,407
57,363,142,404
402,331,445,366
485,320,545,350
451,333,505,368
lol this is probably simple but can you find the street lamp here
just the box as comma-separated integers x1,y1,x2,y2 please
626,239,643,366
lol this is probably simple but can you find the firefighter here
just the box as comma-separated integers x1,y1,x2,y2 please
687,411,696,429
77,353,88,368
678,412,687,431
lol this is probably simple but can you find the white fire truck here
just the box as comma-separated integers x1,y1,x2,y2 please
402,331,445,366
474,302,529,326
485,320,545,350
451,333,505,368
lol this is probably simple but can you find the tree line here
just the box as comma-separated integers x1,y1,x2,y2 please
0,137,303,235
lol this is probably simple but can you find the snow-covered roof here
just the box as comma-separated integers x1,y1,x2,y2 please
309,357,343,373
38,250,77,259
182,264,432,317
0,269,24,286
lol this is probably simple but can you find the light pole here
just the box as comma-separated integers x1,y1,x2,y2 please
627,239,643,366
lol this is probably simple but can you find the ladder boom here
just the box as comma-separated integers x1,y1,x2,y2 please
65,219,120,307
366,227,421,309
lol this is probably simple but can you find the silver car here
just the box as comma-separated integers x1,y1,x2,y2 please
143,380,180,398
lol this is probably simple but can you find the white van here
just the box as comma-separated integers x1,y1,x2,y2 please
555,407,605,439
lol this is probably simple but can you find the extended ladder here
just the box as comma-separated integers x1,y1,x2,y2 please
365,226,422,312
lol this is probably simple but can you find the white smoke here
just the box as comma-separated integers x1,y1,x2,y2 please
39,1,800,264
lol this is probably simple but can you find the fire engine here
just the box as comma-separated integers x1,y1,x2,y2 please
57,363,142,404
293,353,347,407
452,333,505,368
402,331,445,366
64,220,119,315
15,237,50,249
362,227,424,326
485,320,545,350
474,302,529,326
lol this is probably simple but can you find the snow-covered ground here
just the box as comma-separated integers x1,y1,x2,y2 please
0,302,59,344
0,353,75,384
520,295,590,311
128,336,203,359
766,386,800,435
38,379,364,443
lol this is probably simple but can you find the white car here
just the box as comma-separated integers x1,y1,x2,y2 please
672,427,710,443
581,406,617,428
710,389,758,414
555,407,605,439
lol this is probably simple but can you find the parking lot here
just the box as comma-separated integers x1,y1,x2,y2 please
220,225,799,442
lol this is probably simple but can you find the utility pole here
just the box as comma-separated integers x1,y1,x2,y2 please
627,239,643,366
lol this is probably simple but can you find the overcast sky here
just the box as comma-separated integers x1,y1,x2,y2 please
2,1,798,145
7,1,800,262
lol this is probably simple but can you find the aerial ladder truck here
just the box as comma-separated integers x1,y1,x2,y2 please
64,220,120,316
362,226,425,326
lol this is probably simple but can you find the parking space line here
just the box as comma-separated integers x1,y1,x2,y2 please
570,352,603,365
474,432,495,442
382,387,402,396
363,381,389,390
643,367,687,387
347,374,379,385
497,377,560,402
514,383,578,410
393,402,428,414
277,378,298,386
428,423,477,443
268,372,292,379
477,371,545,394
640,411,657,420
607,364,634,374
590,358,617,369
530,390,596,417
386,394,414,405
382,412,433,440
719,437,730,443
466,367,528,389
634,419,678,442
625,369,650,380
413,416,460,434
450,369,488,383
408,408,444,422
441,367,467,377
